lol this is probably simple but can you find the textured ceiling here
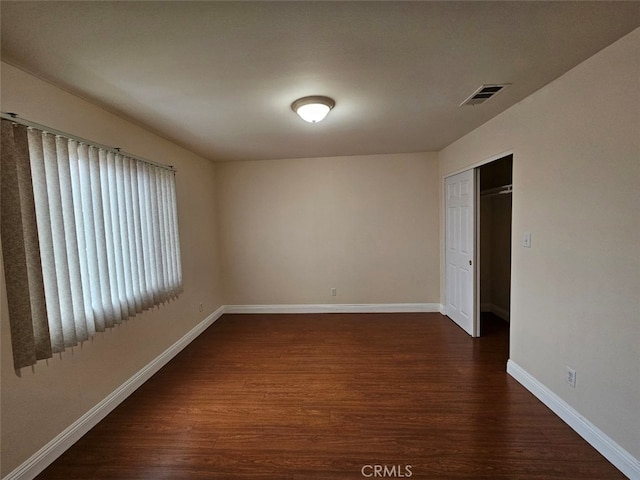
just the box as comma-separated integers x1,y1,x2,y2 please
2,1,639,162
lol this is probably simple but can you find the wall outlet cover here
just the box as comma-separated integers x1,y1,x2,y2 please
567,367,576,388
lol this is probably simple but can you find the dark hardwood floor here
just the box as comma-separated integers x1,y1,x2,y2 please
35,313,623,479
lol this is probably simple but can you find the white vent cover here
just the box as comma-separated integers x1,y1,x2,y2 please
460,84,510,106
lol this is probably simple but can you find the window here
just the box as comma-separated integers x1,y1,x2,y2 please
1,118,182,370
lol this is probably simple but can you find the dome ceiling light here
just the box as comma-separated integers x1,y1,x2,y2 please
291,96,335,123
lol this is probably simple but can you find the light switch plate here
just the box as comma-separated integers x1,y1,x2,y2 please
523,232,532,248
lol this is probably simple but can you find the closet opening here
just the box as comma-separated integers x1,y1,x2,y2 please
478,154,512,337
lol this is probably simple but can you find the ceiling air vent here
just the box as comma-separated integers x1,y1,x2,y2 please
460,84,510,106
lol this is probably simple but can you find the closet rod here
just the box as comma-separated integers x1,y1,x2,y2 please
480,184,512,197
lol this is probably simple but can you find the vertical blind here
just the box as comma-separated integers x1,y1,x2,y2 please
1,119,182,370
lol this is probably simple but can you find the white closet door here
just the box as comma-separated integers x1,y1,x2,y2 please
445,169,476,336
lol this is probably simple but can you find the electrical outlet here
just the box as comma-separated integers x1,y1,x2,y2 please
199,302,203,313
331,288,337,297
566,367,576,388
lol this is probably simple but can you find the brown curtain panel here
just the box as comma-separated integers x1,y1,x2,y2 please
1,119,52,369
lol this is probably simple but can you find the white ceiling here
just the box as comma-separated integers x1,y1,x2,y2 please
2,1,639,162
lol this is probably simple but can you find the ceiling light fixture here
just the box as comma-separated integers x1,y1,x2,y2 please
291,96,335,123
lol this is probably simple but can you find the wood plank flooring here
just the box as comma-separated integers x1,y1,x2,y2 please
35,313,624,479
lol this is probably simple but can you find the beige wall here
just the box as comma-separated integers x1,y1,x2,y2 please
0,63,223,476
439,28,640,459
216,153,440,305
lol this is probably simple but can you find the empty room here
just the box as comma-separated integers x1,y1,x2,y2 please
1,2,639,479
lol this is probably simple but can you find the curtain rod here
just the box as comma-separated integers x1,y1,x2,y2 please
1,112,176,173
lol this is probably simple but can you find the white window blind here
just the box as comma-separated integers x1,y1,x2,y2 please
1,118,182,370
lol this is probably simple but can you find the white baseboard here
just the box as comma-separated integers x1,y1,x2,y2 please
480,302,510,321
3,306,225,480
224,303,443,314
507,359,639,479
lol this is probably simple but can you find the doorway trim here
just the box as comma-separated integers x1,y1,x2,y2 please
442,149,514,337
444,149,514,177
